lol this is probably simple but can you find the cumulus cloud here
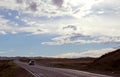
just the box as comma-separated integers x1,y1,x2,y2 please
28,1,38,11
41,22,120,45
0,0,119,18
51,48,116,58
0,0,120,45
0,16,48,35
20,26,48,35
0,0,106,18
63,25,77,30
0,31,7,35
16,0,23,3
52,0,64,7
42,35,120,45
0,16,13,34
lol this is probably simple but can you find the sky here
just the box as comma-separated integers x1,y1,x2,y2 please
0,0,120,57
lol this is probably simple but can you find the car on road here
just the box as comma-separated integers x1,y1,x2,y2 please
29,60,35,65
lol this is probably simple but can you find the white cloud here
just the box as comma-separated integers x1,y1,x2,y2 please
0,0,120,45
0,0,119,18
0,16,12,34
0,0,105,18
20,26,48,34
52,0,64,7
42,34,120,45
0,31,7,35
15,16,20,19
51,48,116,58
0,16,48,35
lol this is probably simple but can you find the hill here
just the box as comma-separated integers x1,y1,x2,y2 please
90,49,120,71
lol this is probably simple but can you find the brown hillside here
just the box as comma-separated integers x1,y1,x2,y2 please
90,49,120,71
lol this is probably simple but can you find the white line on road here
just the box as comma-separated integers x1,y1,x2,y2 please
24,67,45,77
34,73,44,77
14,61,43,77
24,68,39,77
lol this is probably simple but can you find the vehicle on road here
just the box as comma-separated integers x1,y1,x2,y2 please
29,60,35,65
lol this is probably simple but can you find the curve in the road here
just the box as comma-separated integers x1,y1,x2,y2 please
14,60,113,77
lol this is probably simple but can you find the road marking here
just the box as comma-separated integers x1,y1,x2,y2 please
14,61,44,77
24,68,38,77
34,73,40,77
34,73,44,77
37,73,44,77
21,65,44,77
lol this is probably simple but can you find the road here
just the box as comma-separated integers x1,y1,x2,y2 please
14,60,112,77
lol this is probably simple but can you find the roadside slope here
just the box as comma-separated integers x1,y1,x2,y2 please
0,60,34,77
90,49,120,71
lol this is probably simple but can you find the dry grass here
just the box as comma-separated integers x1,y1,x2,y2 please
0,60,34,77
90,49,120,71
35,58,95,70
19,49,120,77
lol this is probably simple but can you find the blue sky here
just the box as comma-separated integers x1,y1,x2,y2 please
0,0,120,57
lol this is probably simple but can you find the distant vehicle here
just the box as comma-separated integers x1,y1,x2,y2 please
29,60,35,65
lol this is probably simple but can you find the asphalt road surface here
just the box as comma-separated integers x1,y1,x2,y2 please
14,60,112,77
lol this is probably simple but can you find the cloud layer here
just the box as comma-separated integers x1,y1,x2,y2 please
0,0,120,45
51,48,116,58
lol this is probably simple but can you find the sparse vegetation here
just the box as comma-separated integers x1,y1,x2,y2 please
33,49,120,77
89,49,120,71
35,58,96,70
0,60,33,77
18,49,120,77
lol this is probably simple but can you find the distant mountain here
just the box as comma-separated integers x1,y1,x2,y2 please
90,49,120,71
